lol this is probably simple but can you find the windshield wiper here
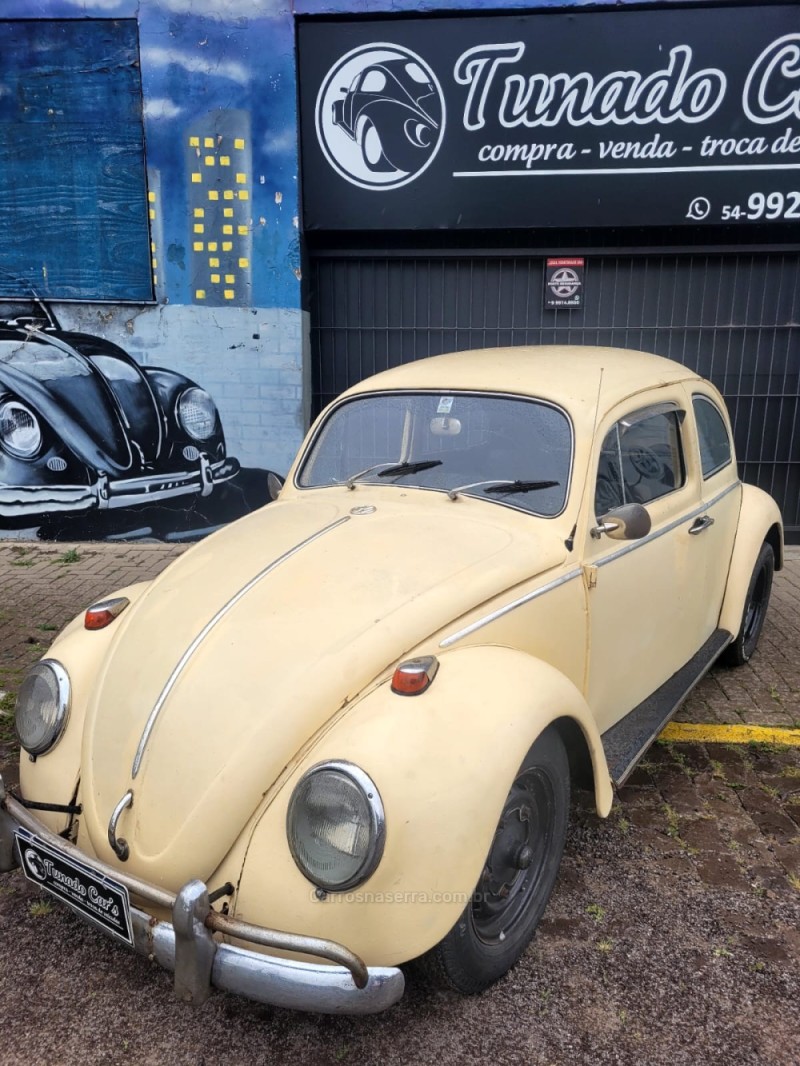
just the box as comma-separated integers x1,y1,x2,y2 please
377,459,442,479
448,478,558,501
345,458,442,489
484,479,559,494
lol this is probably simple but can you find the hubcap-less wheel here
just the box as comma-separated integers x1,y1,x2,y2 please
473,767,556,945
722,541,774,667
414,726,570,994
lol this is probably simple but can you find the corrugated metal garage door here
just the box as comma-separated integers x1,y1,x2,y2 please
309,251,800,535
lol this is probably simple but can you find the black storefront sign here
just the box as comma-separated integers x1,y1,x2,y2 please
298,6,800,231
544,258,584,309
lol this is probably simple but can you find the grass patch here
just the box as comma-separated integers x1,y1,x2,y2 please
55,548,80,565
586,902,605,923
29,900,53,918
0,690,16,745
36,623,59,633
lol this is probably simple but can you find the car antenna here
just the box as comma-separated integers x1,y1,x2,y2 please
565,366,604,551
0,269,62,330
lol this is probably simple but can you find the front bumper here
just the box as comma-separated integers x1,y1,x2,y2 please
0,777,404,1014
0,456,240,519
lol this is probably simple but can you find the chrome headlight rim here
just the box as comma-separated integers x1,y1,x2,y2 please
176,386,217,442
0,397,42,459
14,659,71,756
287,760,386,893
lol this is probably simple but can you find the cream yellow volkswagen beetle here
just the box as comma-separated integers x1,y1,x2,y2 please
0,346,783,1014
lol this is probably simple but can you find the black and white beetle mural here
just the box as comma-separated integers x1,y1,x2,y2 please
0,299,278,541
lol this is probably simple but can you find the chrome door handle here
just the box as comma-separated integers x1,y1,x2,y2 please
688,515,715,535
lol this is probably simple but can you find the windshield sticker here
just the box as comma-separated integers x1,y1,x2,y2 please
437,397,454,414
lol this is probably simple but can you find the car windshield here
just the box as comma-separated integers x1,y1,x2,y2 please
297,391,572,516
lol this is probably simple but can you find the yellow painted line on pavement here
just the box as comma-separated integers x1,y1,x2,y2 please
660,722,800,747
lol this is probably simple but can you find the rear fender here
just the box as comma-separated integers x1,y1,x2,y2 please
232,645,611,967
718,484,783,637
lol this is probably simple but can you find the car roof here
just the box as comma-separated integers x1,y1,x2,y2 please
342,346,701,417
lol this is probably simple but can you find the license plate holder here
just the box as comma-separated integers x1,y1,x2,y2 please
15,826,133,946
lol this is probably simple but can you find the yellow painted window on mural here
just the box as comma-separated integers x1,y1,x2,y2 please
225,273,235,284
238,190,249,201
205,156,215,166
223,225,233,235
148,190,156,203
191,173,202,183
222,242,233,252
204,137,214,148
193,241,204,252
193,224,204,234
209,257,220,267
208,242,218,251
223,190,234,200
189,136,200,147
220,156,231,166
224,289,235,300
149,209,156,221
208,190,219,201
194,208,205,218
235,173,246,184
152,258,158,269
234,138,245,149
224,207,234,218
239,257,249,269
196,289,206,299
210,273,220,283
238,225,249,235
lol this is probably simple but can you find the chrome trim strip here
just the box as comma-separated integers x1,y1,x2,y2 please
439,568,583,648
438,481,740,649
131,516,351,778
595,481,741,570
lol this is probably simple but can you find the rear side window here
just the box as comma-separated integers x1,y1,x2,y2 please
595,407,686,516
693,395,732,478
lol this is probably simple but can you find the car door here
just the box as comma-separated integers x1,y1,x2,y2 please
582,389,710,734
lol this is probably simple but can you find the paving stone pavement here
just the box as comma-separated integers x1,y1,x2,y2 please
0,540,798,1064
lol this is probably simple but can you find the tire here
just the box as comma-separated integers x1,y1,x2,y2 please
414,725,570,994
358,117,392,173
722,542,774,667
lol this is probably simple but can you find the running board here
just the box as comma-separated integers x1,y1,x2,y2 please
601,629,732,786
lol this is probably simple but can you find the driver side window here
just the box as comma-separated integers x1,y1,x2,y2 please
595,407,686,517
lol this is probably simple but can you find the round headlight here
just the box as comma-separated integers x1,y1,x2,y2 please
14,660,70,756
0,399,42,458
176,387,217,441
287,762,385,891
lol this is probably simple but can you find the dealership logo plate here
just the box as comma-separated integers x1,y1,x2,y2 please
15,827,133,946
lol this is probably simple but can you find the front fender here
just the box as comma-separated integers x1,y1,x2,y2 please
718,483,783,637
18,581,153,836
231,645,611,967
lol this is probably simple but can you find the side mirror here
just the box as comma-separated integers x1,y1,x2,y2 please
591,502,651,541
267,471,285,501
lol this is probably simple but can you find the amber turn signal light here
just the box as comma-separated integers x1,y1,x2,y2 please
84,596,130,631
391,655,439,696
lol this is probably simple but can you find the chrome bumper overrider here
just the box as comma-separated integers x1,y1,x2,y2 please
0,777,404,1014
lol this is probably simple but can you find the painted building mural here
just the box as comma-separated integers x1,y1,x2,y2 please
0,0,302,541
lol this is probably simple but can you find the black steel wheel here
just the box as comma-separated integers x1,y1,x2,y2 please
415,725,570,994
722,542,774,667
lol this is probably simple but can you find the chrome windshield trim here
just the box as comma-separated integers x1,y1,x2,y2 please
595,480,741,569
439,568,583,648
131,516,351,778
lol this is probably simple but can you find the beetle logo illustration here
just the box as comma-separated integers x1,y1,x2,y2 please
316,43,446,190
24,848,47,881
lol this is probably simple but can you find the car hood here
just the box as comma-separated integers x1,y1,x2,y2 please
0,332,157,472
80,493,567,884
